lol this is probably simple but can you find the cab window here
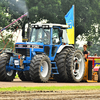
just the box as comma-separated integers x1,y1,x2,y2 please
52,29,60,44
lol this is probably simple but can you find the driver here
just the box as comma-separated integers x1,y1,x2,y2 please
36,30,50,44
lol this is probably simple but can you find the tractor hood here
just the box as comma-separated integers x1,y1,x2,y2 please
15,42,44,49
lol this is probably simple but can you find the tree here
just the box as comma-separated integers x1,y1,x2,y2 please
0,0,26,49
0,1,11,27
1,0,100,40
0,31,14,49
86,25,100,56
76,25,100,56
25,0,100,39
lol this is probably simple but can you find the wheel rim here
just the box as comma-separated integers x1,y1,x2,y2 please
40,61,49,77
7,70,13,76
73,53,84,80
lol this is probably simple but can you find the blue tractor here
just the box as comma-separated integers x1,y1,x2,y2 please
0,24,85,82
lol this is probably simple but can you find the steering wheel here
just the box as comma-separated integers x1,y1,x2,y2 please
36,37,50,44
36,38,44,42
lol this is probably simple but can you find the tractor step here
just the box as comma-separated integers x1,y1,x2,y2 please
52,67,57,69
52,73,59,74
51,62,59,74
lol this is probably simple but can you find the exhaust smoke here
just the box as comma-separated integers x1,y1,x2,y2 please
7,0,29,17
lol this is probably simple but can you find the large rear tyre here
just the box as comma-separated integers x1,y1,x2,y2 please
54,48,71,82
23,71,31,81
66,50,85,82
0,53,16,81
18,71,27,81
29,54,51,82
18,69,31,81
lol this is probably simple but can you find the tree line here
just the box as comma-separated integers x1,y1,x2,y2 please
0,0,100,54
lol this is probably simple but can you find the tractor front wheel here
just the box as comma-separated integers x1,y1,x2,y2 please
29,54,51,82
0,53,16,81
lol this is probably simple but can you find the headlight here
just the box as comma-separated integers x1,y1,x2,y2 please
18,45,23,48
15,44,40,48
42,25,49,29
34,25,39,28
33,45,39,48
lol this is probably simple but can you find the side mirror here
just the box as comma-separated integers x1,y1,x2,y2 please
58,29,63,38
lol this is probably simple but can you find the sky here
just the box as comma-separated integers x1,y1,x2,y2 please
76,35,87,47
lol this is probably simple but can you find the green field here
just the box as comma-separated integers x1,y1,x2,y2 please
0,86,100,91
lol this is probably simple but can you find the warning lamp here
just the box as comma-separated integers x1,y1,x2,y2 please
18,55,20,59
63,43,66,45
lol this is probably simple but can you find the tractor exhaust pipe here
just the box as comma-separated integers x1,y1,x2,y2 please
27,17,30,41
22,12,30,42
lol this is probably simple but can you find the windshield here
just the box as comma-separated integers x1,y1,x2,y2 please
30,28,50,44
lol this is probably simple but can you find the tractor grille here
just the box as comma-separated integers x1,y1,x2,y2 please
16,49,30,57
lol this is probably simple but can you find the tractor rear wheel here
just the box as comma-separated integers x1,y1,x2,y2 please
18,71,27,81
23,71,31,81
66,49,85,82
0,53,16,81
29,54,51,82
54,48,71,82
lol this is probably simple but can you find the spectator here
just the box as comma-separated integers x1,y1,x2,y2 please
83,44,88,61
94,53,97,57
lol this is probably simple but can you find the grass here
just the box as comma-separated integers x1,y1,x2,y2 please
15,74,19,79
0,86,100,91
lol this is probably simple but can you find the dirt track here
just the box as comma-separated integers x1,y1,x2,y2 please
1,79,100,100
0,90,100,100
0,79,100,87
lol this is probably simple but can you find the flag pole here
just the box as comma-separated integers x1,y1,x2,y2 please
73,5,75,47
0,12,28,32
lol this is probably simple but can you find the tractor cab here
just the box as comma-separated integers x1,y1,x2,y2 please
15,24,70,61
30,24,70,60
30,24,69,45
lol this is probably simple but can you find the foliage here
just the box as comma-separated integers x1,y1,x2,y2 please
85,25,100,56
0,0,23,49
88,44,100,56
0,1,11,27
76,25,100,56
25,0,100,38
0,31,14,49
1,0,100,39
1,0,100,49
